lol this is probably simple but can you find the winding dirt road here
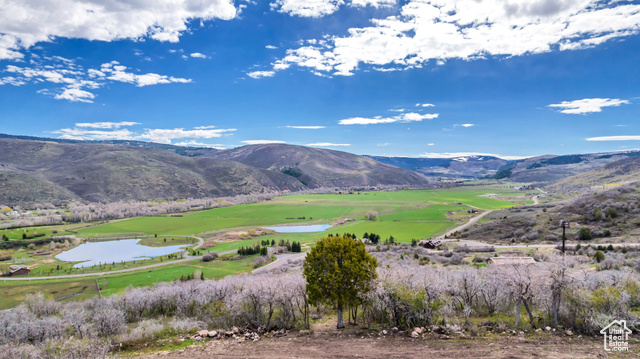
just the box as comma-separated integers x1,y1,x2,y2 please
435,210,494,240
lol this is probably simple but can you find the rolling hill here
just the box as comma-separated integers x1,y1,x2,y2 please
547,157,640,194
0,137,431,205
0,138,305,205
491,151,640,182
201,144,431,188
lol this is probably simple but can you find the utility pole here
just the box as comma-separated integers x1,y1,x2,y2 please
559,220,569,255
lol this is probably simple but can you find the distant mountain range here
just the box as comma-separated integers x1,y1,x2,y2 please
371,150,640,184
0,135,430,206
366,155,509,178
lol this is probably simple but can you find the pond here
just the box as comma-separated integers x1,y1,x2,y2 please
264,224,332,233
55,239,187,268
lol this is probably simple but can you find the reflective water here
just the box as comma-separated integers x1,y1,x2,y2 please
264,224,332,233
55,239,186,268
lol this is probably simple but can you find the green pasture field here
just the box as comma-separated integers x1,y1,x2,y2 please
76,187,523,238
0,223,83,240
97,257,254,296
208,231,327,253
0,257,255,309
0,278,100,309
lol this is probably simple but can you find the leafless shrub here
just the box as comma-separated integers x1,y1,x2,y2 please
88,299,126,337
25,292,61,317
253,256,268,268
453,244,495,253
1,338,110,359
202,252,218,262
166,317,204,332
117,319,165,344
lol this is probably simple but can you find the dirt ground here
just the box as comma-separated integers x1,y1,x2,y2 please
139,332,634,359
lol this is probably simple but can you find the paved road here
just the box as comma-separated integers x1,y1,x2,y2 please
1,235,210,282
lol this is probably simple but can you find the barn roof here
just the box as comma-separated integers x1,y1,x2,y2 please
9,264,28,273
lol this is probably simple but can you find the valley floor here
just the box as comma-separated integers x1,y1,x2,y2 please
137,332,624,359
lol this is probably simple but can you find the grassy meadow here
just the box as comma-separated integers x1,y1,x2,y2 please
0,256,255,309
76,187,525,241
0,185,531,309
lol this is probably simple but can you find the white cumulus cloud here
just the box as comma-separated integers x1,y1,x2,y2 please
339,112,438,125
247,71,276,79
265,0,640,76
270,0,395,18
52,128,135,141
53,88,96,103
138,128,236,144
100,61,192,87
0,58,192,102
76,122,140,129
586,136,640,141
190,53,209,59
173,140,226,149
0,0,237,60
548,98,630,114
271,0,344,18
52,124,236,144
286,125,326,129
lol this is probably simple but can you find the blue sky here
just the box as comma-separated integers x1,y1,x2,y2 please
0,0,639,159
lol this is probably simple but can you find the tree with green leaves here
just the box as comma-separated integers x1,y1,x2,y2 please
593,250,605,263
578,227,593,240
303,235,378,329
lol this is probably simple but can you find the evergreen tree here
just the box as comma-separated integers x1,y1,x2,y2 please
303,235,378,329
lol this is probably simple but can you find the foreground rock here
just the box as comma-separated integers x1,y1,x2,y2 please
146,331,609,359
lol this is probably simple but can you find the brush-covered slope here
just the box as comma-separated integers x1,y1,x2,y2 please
492,152,640,182
459,183,640,245
0,138,304,205
547,157,640,194
204,144,431,188
0,168,80,204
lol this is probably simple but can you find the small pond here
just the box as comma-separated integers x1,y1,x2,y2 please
264,224,332,233
55,239,187,268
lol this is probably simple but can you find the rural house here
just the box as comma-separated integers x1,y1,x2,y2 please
9,264,31,276
419,239,442,249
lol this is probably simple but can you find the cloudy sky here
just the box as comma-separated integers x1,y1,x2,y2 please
0,0,639,159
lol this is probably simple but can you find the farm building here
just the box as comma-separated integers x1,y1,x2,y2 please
419,240,442,249
9,264,31,276
488,256,536,266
